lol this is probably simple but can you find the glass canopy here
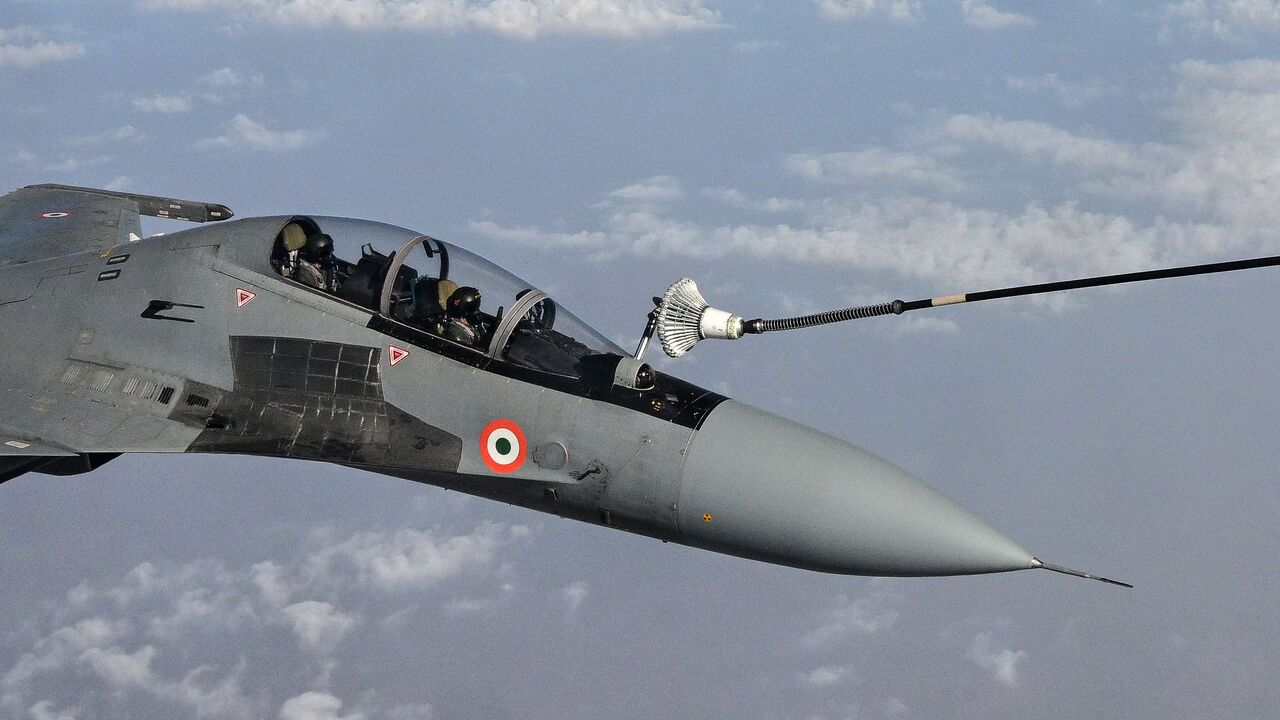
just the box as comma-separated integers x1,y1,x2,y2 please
271,216,624,378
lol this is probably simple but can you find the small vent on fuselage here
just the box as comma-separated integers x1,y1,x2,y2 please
88,371,115,392
185,393,210,408
156,386,175,405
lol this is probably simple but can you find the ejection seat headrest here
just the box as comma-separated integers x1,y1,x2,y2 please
280,222,308,252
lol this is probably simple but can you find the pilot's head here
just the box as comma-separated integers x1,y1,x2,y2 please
300,233,334,262
447,286,482,320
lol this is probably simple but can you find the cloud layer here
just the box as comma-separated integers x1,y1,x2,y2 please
145,0,721,39
2,522,528,719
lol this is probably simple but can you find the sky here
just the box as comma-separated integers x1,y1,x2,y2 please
3,1,1280,718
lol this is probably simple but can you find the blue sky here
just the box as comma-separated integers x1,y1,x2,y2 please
3,1,1280,719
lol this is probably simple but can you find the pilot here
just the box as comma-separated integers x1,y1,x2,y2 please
443,286,484,347
295,233,337,292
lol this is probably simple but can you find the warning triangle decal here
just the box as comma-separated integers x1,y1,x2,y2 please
235,288,256,308
388,345,410,366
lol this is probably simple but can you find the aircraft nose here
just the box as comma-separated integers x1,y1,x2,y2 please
678,401,1035,576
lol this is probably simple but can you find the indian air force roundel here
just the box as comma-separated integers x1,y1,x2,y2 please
480,419,527,474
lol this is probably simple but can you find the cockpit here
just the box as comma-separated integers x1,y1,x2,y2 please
269,216,625,379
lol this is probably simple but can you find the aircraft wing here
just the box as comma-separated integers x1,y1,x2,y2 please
0,183,233,267
0,435,75,485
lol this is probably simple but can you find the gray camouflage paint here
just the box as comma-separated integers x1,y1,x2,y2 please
0,185,1034,577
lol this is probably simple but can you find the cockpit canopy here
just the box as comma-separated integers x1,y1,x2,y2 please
270,216,624,378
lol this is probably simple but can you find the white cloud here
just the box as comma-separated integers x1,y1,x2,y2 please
282,601,360,653
198,114,323,152
607,175,684,203
560,581,588,615
27,700,78,720
815,0,922,22
199,67,264,87
0,26,41,43
883,697,907,715
1167,0,1280,39
800,592,899,650
1005,73,1117,108
965,633,1026,687
1177,57,1280,89
702,187,809,214
961,0,1035,29
476,194,1233,293
253,560,292,608
145,0,721,39
0,27,84,68
68,125,141,146
949,62,1280,234
78,645,254,719
799,664,852,688
3,618,127,695
3,523,521,719
471,58,1280,322
786,148,963,191
302,523,526,592
132,94,192,113
280,692,365,720
941,114,1145,175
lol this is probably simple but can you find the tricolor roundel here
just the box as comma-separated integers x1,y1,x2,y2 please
480,419,527,474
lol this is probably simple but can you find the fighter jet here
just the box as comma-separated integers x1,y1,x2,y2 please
5,184,1276,586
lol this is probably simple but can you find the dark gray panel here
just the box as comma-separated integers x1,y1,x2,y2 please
178,337,461,472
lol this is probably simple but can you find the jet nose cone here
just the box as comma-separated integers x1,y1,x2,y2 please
679,401,1034,576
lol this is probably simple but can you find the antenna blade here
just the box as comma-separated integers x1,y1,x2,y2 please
1032,557,1132,589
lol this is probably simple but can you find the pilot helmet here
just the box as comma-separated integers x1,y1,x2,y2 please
447,286,482,319
300,233,334,262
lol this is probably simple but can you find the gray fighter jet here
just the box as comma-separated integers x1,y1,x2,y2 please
5,184,1275,586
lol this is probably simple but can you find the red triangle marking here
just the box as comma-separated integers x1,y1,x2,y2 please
388,345,410,366
235,288,256,308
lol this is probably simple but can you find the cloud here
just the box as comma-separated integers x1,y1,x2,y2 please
282,601,360,653
941,114,1145,175
607,175,684,203
799,664,853,688
475,191,1233,293
560,581,588,616
1167,0,1280,39
947,61,1280,233
78,645,255,720
470,58,1280,324
965,633,1026,687
198,114,323,152
302,523,528,592
27,700,78,720
0,27,85,68
279,692,366,720
199,67,265,87
800,591,900,650
814,0,922,22
1004,73,1117,108
68,125,142,147
144,0,721,39
2,522,524,719
786,148,963,191
961,0,1035,29
132,94,192,113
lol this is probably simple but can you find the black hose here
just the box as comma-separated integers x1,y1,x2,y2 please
744,299,905,334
